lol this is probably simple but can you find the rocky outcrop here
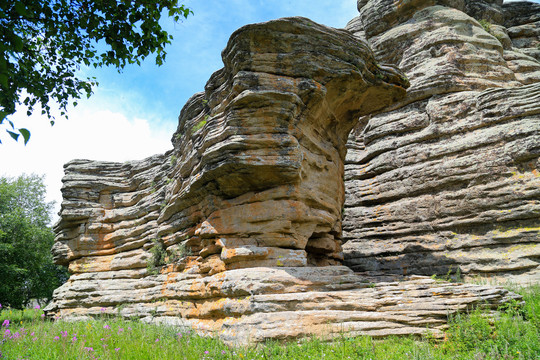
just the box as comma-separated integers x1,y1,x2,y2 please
46,3,535,345
343,0,540,284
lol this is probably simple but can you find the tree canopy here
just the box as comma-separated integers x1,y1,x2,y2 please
0,0,192,144
0,174,69,309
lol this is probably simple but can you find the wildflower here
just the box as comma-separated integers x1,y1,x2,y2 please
2,320,9,328
204,351,209,354
84,347,94,352
103,324,110,329
32,337,37,342
61,331,68,337
100,338,105,341
0,303,2,309
40,314,45,319
221,350,226,354
100,307,106,312
72,336,77,342
115,348,120,352
30,332,35,336
34,305,40,310
177,332,182,338
4,329,10,338
118,328,124,334
12,332,20,339
53,336,60,341
19,321,22,325
155,338,160,343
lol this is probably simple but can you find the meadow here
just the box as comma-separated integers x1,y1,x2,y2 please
1,284,538,360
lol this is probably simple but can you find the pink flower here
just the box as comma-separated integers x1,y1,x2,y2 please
84,347,94,352
115,348,120,352
61,331,68,337
100,307,106,312
221,350,226,354
4,329,10,338
2,320,9,327
34,305,40,310
12,331,20,339
155,338,159,343
118,328,124,334
103,324,110,329
72,336,77,342
30,332,34,336
53,336,60,341
40,314,45,319
204,351,209,354
100,338,105,341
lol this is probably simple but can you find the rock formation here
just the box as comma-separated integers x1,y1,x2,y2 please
46,1,538,345
343,0,540,284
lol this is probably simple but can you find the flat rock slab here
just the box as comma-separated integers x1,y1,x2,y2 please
49,266,519,345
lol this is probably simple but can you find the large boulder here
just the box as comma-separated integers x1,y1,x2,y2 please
343,0,540,284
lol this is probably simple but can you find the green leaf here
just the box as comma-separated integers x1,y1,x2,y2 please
14,2,28,16
7,130,19,141
0,74,8,88
18,128,30,145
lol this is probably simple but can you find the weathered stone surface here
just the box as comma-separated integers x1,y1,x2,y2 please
344,0,540,284
49,266,519,345
46,3,534,345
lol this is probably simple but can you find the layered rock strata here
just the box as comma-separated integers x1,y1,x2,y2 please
46,11,524,345
343,0,540,284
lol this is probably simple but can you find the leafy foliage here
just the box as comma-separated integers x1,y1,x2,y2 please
146,239,167,275
0,175,69,308
0,0,192,144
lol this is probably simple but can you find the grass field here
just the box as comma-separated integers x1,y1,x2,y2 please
1,284,538,359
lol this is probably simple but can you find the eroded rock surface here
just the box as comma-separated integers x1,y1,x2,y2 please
343,0,540,284
46,5,531,345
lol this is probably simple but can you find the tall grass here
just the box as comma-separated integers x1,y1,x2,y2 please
1,285,539,359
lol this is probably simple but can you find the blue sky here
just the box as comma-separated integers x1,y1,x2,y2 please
0,0,538,219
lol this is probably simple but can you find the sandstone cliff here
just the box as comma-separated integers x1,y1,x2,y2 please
343,0,540,284
45,1,537,345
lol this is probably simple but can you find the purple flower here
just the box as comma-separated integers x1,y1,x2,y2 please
115,348,120,352
155,338,159,343
2,320,9,328
100,307,106,312
118,328,124,334
100,338,105,341
84,347,94,352
34,305,40,310
0,303,2,309
204,350,209,354
103,324,110,329
32,337,37,342
177,332,183,338
12,332,20,339
40,314,45,319
61,331,68,337
30,332,34,336
221,350,226,354
4,329,10,338
72,336,77,342
53,336,60,341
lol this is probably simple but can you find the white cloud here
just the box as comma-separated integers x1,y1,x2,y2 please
0,95,175,221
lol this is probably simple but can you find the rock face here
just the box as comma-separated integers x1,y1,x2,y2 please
46,3,536,345
343,0,540,284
